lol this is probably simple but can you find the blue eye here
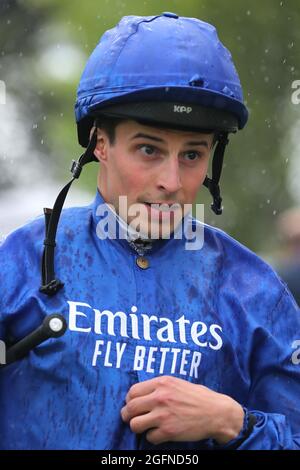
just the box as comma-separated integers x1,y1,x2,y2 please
139,145,157,156
183,151,200,161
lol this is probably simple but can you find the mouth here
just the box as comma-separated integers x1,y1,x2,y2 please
143,202,181,212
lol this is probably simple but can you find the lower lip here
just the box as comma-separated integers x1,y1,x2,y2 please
144,203,179,221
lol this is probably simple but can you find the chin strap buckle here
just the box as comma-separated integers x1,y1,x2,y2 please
39,279,64,296
70,160,83,179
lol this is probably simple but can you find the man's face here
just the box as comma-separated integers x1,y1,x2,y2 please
95,120,214,239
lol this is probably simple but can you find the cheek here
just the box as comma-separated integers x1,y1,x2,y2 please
186,184,201,202
184,165,208,195
111,160,145,194
124,168,143,188
185,165,207,187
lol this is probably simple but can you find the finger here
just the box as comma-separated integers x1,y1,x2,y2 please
126,377,161,402
145,427,167,445
126,375,178,402
128,411,159,435
121,393,156,422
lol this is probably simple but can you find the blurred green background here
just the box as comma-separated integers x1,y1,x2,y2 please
0,0,300,259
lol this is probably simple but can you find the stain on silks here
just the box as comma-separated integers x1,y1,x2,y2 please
188,285,199,301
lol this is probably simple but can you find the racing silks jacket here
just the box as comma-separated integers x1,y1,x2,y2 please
0,190,299,449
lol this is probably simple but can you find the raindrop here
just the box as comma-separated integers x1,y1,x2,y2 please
273,210,277,215
265,49,269,54
78,25,82,31
32,124,38,129
43,116,47,121
60,113,64,117
288,42,294,49
280,1,283,5
262,169,266,174
41,139,44,145
290,66,295,72
285,158,289,163
267,199,270,204
246,10,251,15
7,20,11,25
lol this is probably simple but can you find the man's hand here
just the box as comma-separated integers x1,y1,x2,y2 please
121,376,244,445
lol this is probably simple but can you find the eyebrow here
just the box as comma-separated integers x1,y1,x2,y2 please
130,133,209,148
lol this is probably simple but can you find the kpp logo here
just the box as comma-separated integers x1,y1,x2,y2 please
173,105,192,114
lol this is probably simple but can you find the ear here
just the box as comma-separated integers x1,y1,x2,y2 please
93,128,110,163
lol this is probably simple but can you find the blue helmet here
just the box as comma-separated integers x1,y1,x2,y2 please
75,12,248,147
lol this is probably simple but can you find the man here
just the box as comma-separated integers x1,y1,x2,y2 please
0,13,299,450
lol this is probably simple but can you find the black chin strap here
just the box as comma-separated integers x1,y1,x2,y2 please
40,130,97,296
203,133,229,215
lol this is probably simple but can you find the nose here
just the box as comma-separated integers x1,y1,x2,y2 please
157,157,182,194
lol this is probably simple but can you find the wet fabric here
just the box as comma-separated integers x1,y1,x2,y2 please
0,190,299,449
